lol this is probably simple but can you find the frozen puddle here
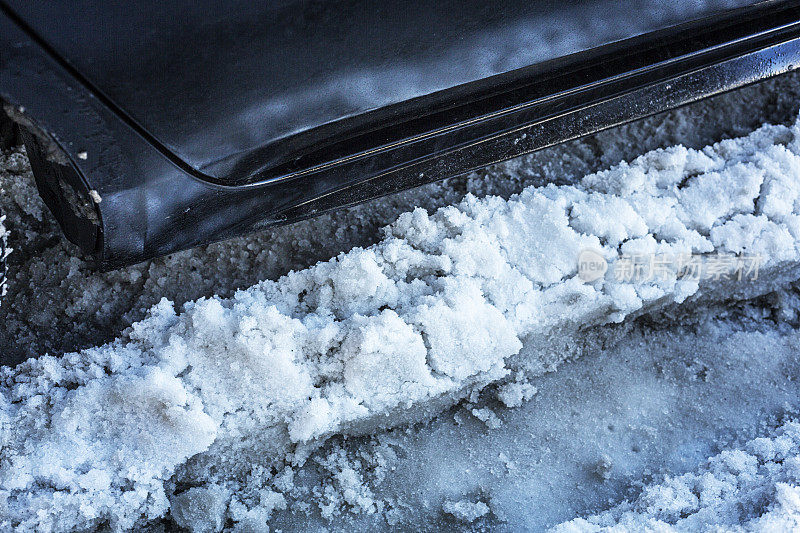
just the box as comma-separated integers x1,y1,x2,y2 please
5,116,800,531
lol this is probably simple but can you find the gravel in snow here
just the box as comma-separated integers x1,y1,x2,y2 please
4,92,800,530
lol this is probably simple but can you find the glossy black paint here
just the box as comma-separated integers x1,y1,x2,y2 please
0,0,799,268
0,0,758,185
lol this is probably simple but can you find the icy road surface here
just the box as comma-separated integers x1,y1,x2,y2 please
2,73,800,531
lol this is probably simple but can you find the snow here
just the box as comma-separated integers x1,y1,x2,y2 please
0,214,7,304
552,420,800,532
496,379,537,408
265,292,800,531
171,485,231,533
443,499,490,522
3,73,800,531
3,72,799,366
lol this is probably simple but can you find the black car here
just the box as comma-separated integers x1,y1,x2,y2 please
0,0,798,273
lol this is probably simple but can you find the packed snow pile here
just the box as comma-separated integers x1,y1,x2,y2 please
552,420,800,532
5,114,800,531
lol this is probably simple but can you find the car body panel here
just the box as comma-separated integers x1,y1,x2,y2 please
2,0,758,185
0,0,799,267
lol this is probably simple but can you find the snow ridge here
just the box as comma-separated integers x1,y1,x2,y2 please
5,117,800,530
